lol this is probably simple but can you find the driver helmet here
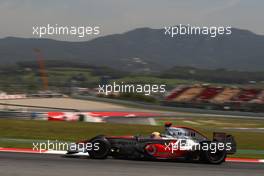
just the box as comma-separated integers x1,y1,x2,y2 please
151,132,161,139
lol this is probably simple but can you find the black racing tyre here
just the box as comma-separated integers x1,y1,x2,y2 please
200,141,226,164
88,137,110,159
78,114,85,122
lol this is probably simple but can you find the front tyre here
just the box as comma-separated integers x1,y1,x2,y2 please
88,137,110,159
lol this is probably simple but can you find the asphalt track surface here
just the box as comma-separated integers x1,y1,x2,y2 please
0,152,263,176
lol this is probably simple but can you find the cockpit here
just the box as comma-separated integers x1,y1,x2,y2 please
164,126,207,141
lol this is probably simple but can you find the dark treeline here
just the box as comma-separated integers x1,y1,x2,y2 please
16,60,129,79
1,61,264,84
159,66,264,84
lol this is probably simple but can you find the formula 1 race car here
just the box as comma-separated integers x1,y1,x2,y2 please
67,122,236,164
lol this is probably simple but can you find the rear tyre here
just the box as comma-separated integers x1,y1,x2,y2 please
88,137,110,159
200,141,226,164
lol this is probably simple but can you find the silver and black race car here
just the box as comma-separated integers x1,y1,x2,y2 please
67,122,236,164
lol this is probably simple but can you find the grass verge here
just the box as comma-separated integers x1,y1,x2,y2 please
0,118,263,159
